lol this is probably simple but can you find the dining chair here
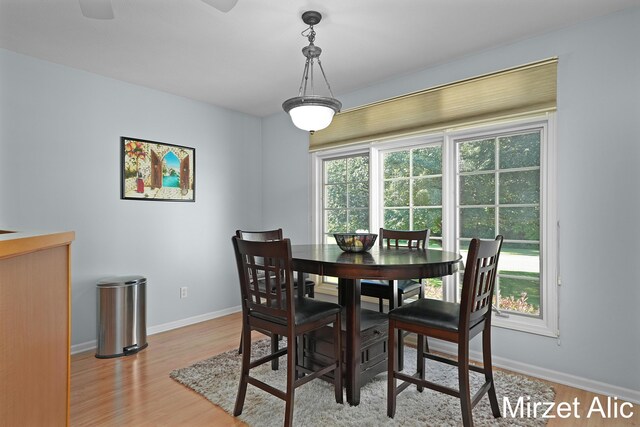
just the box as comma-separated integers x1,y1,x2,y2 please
232,236,343,427
236,229,315,297
359,227,429,369
386,235,503,427
236,229,316,370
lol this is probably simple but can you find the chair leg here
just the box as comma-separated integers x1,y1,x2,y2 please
234,325,252,416
396,295,404,371
308,284,315,298
284,335,296,427
387,320,397,418
238,332,243,354
338,281,345,306
458,340,473,427
378,297,384,313
296,335,305,379
483,328,501,418
416,334,424,392
333,313,343,404
271,334,279,370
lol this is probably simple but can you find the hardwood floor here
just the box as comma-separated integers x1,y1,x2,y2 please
71,312,638,426
71,313,247,426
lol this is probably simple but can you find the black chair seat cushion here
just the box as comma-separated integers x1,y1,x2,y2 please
251,297,341,326
388,298,461,332
293,272,315,285
360,279,421,295
302,278,316,288
254,276,315,292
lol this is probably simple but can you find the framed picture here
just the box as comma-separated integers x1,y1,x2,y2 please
120,136,195,202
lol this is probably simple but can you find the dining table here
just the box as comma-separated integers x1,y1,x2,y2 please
291,243,462,406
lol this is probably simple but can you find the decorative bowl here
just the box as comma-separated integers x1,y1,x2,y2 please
333,233,377,253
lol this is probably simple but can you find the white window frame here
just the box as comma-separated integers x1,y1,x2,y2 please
310,144,372,245
446,115,558,337
310,113,558,337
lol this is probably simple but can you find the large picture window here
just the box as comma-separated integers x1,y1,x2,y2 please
456,129,542,317
312,115,557,336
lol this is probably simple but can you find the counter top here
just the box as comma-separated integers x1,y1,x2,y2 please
0,230,75,260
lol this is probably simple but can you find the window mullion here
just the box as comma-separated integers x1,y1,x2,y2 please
409,150,414,229
442,133,457,302
370,146,380,232
495,137,500,238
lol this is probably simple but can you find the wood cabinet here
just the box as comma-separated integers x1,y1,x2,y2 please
0,230,74,427
303,308,388,386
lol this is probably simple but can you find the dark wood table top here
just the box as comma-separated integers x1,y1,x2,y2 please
291,244,462,280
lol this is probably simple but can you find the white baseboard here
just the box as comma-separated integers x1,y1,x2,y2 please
70,305,242,355
146,305,241,335
426,339,640,405
71,339,99,355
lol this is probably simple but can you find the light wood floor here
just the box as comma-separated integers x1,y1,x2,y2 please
71,312,638,426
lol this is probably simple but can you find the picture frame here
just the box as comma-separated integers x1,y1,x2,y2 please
120,136,195,202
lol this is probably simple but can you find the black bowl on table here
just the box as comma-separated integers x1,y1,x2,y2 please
333,233,378,253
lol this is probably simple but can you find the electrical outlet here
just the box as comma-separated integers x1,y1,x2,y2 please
180,286,188,299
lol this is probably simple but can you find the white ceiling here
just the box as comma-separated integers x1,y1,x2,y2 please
1,0,639,117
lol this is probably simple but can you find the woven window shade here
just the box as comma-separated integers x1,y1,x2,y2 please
309,58,557,151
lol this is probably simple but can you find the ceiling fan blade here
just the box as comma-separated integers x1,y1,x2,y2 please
201,0,238,13
79,0,114,20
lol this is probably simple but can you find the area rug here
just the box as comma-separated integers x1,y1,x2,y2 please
170,339,554,426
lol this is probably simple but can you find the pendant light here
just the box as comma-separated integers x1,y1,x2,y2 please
282,11,341,134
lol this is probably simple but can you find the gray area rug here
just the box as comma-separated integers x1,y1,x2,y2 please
170,339,554,426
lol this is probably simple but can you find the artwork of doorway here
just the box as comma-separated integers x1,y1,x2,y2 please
121,136,196,202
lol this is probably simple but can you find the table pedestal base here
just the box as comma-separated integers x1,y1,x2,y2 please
302,309,388,400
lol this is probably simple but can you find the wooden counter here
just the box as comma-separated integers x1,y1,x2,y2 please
0,230,75,427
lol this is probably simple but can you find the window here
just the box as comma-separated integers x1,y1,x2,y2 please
380,144,445,299
382,146,443,247
322,154,370,243
312,115,558,336
456,129,542,316
448,119,558,336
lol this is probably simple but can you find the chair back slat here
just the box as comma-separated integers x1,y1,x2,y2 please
236,229,283,271
379,228,430,249
232,236,295,323
236,229,283,242
460,236,503,329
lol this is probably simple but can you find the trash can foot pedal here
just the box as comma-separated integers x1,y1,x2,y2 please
123,343,148,356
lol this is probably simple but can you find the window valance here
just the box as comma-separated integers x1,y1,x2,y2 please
309,58,557,152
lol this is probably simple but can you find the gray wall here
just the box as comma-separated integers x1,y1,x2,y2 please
262,8,640,392
0,49,263,346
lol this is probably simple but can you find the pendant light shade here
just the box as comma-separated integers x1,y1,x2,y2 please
283,97,340,132
282,11,341,133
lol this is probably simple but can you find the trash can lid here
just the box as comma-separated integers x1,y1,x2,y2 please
97,275,146,287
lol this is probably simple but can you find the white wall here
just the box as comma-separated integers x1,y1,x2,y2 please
0,49,263,346
262,8,640,393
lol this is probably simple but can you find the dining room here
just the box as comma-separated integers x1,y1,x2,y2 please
1,1,639,426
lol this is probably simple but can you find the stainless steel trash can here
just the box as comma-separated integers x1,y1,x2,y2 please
96,275,148,358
